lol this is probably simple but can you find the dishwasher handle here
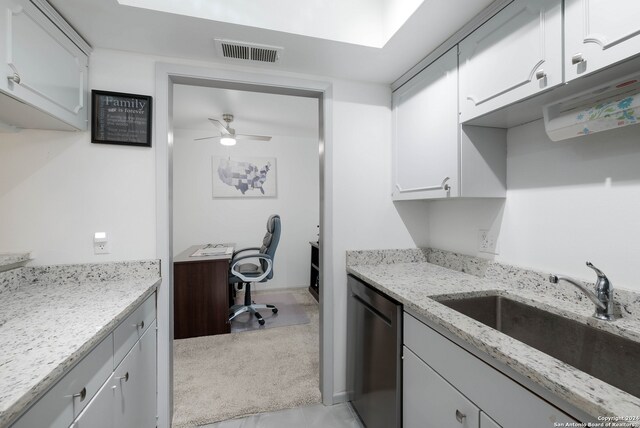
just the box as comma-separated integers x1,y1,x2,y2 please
349,275,399,323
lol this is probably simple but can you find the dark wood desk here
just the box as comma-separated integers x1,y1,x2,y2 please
308,241,319,302
173,244,234,339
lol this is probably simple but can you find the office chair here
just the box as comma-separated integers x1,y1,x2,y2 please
228,214,281,326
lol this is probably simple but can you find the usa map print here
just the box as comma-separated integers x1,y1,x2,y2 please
212,156,277,198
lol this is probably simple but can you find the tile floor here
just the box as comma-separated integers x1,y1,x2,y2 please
202,403,364,428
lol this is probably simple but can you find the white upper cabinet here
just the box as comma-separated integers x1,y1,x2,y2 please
459,0,562,122
0,0,89,130
392,47,459,200
392,46,507,201
565,0,640,81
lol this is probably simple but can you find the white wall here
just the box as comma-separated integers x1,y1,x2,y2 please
428,119,640,291
0,48,423,401
172,129,319,290
330,79,422,395
0,51,158,264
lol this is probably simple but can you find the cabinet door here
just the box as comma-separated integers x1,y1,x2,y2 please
565,0,640,81
11,334,113,428
0,0,88,129
392,47,459,200
73,374,116,428
480,412,502,428
403,347,480,428
459,0,562,122
114,320,157,428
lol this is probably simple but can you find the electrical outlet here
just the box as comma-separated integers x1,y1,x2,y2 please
94,242,110,254
478,229,499,254
94,232,111,255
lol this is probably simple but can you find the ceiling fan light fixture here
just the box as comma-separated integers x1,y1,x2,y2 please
220,136,237,146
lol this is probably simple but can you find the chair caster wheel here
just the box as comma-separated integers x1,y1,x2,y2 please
258,319,265,326
272,308,278,314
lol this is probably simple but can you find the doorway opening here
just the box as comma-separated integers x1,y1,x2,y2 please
171,84,320,425
154,64,334,428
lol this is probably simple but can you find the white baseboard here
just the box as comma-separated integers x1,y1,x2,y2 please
332,391,349,404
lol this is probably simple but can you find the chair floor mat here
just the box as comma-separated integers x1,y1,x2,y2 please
230,291,310,333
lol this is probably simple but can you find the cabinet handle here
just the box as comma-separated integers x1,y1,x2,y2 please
117,372,129,382
73,387,87,402
133,320,144,329
571,53,585,65
455,409,466,423
7,72,20,84
396,176,450,194
535,69,546,80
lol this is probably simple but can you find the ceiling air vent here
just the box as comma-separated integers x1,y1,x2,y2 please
215,39,283,64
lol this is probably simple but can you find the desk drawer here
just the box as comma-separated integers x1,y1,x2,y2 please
113,293,155,367
12,333,113,428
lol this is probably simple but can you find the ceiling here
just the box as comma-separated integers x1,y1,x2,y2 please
172,85,319,139
50,0,496,84
117,0,424,48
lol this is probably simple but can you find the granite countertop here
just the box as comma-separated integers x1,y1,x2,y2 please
0,253,31,273
346,249,640,423
0,260,161,427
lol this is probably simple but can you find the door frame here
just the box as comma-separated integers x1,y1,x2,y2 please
154,62,335,428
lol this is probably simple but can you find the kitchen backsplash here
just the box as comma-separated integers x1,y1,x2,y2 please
0,260,161,295
347,247,640,319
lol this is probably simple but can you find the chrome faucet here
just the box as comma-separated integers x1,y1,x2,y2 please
549,262,614,321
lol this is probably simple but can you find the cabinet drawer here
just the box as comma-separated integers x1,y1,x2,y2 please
404,313,577,427
113,293,155,367
12,333,113,428
404,347,480,428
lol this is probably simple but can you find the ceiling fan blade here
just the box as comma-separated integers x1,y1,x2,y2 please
207,118,231,136
194,136,220,141
235,134,272,141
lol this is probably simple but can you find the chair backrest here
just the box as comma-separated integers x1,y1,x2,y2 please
259,214,281,280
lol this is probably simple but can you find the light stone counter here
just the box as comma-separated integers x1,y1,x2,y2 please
0,253,31,273
0,260,160,427
346,248,640,423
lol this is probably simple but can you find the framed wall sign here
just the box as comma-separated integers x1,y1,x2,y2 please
92,90,152,147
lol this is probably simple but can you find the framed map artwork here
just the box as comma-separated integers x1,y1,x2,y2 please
212,156,277,198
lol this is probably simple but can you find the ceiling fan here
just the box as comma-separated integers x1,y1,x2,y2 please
194,114,272,146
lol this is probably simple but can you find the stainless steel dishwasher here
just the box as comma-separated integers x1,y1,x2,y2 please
347,275,402,428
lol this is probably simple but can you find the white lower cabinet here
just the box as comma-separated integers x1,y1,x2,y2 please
73,374,116,428
403,312,579,428
480,412,502,428
114,320,157,428
11,334,114,428
74,321,157,428
11,293,156,428
404,347,480,428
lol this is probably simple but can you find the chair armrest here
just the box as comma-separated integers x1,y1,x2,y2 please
232,247,261,258
230,253,273,283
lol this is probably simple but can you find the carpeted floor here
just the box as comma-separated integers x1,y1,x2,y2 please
172,289,320,427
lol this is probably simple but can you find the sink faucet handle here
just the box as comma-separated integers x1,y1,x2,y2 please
586,261,607,279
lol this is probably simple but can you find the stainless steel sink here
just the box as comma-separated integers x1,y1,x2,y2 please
437,295,640,398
